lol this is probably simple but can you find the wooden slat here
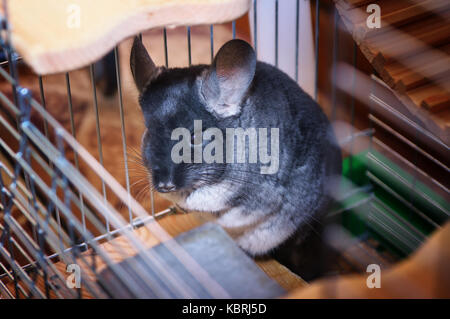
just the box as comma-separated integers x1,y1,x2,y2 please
335,0,450,144
369,9,450,65
408,82,450,113
336,0,450,42
421,94,450,112
384,44,450,92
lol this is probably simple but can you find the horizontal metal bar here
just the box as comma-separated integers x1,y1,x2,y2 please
371,195,426,243
368,201,422,254
367,152,448,218
0,241,46,298
2,214,75,298
0,55,22,67
40,207,175,264
373,137,449,195
0,64,17,86
369,114,448,172
366,169,440,229
25,97,230,298
326,194,374,219
339,128,375,146
0,279,14,299
369,93,449,152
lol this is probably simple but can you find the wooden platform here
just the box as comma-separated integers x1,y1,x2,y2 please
2,0,251,74
334,0,450,145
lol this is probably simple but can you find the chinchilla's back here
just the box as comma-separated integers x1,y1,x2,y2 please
235,60,341,205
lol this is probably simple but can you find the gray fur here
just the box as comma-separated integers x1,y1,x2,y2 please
131,38,342,256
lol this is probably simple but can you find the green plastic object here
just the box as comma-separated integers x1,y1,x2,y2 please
336,150,449,258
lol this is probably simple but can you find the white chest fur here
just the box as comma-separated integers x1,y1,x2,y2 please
159,182,281,255
160,181,235,213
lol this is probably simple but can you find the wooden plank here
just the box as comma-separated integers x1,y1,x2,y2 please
394,88,450,143
369,10,450,65
336,0,450,42
2,0,251,74
421,94,450,112
336,0,450,144
384,44,450,92
408,82,450,113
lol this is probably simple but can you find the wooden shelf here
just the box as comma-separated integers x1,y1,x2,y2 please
2,0,251,74
335,0,450,145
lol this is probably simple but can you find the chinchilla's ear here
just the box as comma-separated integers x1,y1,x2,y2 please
130,36,160,93
201,39,256,118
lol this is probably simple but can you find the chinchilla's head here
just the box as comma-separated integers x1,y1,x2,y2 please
130,37,256,193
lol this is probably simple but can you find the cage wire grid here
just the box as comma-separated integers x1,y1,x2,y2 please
0,1,243,299
0,0,448,299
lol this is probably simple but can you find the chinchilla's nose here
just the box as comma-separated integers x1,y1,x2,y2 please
157,181,176,193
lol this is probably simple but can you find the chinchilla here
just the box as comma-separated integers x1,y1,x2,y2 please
130,37,341,261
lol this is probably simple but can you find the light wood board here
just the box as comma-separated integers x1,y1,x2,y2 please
3,0,251,74
334,0,450,145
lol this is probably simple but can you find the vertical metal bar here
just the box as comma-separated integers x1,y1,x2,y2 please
232,20,236,39
37,76,49,139
369,79,374,152
275,0,279,68
295,0,300,82
1,1,20,298
150,187,155,218
65,72,87,235
37,75,65,249
65,73,77,164
210,25,214,63
187,26,192,66
331,9,339,122
314,0,320,101
163,27,169,67
0,161,19,298
349,41,357,178
113,46,133,225
1,4,18,109
89,64,110,233
253,0,257,57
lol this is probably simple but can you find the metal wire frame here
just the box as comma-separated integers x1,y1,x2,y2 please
0,0,378,299
0,0,447,299
0,6,234,299
0,67,229,299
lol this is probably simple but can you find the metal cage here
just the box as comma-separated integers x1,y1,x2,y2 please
0,0,448,299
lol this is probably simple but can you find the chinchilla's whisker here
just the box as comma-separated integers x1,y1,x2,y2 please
129,179,148,189
127,158,146,167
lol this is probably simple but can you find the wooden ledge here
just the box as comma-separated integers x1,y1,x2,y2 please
4,0,251,74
